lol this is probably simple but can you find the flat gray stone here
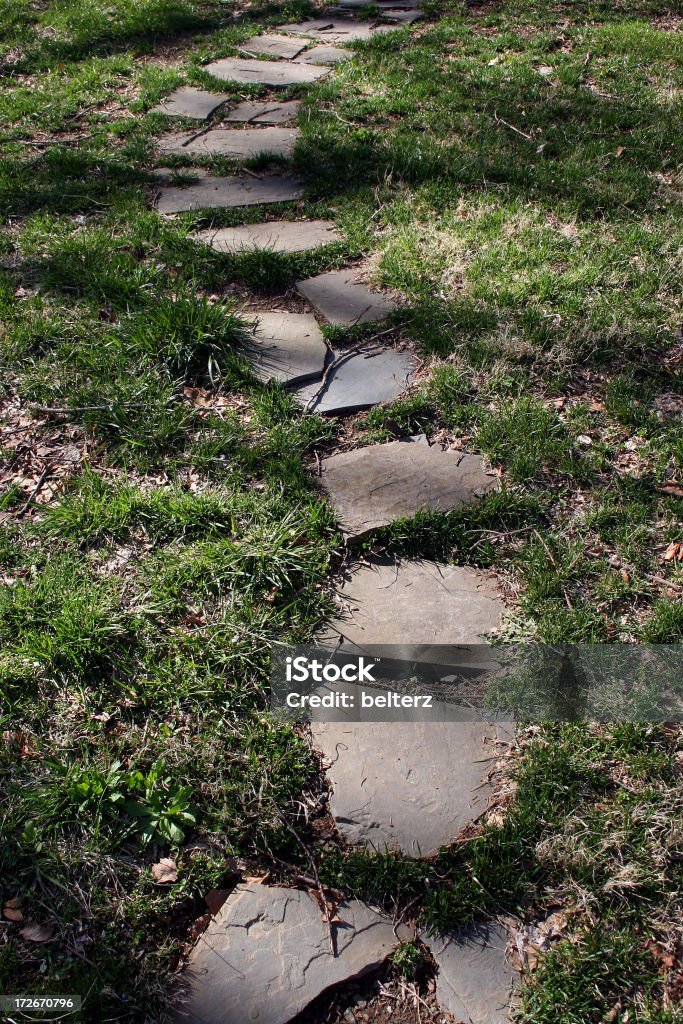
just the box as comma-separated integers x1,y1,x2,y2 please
290,346,415,415
311,559,506,856
297,269,398,326
279,18,394,42
155,175,303,215
426,923,516,1024
223,100,301,124
193,219,341,254
380,8,424,21
176,883,398,1024
313,719,505,855
151,86,230,119
322,558,505,650
296,44,355,64
244,311,328,384
238,33,308,59
205,56,330,87
334,0,422,7
316,437,499,537
157,126,299,160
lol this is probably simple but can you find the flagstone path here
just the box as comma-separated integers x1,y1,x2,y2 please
426,922,517,1024
192,219,341,254
222,98,301,124
151,85,231,119
156,174,304,214
154,6,517,1020
244,311,328,384
157,126,299,159
238,33,309,59
315,436,499,537
204,56,330,86
291,346,416,414
175,883,401,1024
297,268,399,325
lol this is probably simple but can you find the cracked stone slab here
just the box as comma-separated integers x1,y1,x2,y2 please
223,99,301,124
238,33,309,59
151,86,230,119
316,437,499,537
296,44,355,64
205,56,330,86
426,922,517,1024
279,18,394,42
243,311,328,384
193,219,341,254
297,269,398,325
175,883,399,1024
290,347,415,415
155,175,303,214
157,126,299,160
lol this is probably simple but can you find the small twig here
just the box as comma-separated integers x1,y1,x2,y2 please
63,103,98,124
494,113,533,141
181,122,215,146
17,464,51,517
240,167,265,180
303,341,387,413
645,573,683,592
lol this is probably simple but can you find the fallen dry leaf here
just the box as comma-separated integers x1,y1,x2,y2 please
3,896,23,922
243,872,270,885
19,921,54,943
151,858,178,884
663,542,683,562
657,484,683,498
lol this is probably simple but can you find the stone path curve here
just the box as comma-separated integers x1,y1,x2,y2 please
154,8,518,1022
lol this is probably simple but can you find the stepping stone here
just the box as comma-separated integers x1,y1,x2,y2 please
296,44,355,64
320,557,504,657
380,8,424,21
193,219,341,254
205,57,330,87
335,0,422,7
238,33,308,59
176,882,399,1024
151,86,230,119
157,127,299,160
313,718,505,855
223,99,301,124
296,269,398,326
316,437,499,538
425,922,516,1024
312,559,507,855
279,18,394,42
290,346,415,415
243,311,328,384
155,174,303,215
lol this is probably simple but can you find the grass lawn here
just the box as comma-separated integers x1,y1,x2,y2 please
1,0,682,1020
